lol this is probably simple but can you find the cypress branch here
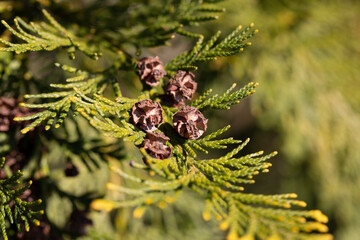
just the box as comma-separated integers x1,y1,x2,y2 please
3,1,332,239
95,136,329,239
14,64,112,133
191,82,258,110
0,158,43,240
166,23,258,72
0,10,100,59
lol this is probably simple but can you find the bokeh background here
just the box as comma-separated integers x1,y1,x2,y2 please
196,1,360,239
0,0,359,239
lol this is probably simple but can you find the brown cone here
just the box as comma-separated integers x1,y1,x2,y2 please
143,132,172,159
137,56,167,87
131,99,164,132
173,106,208,139
163,70,197,108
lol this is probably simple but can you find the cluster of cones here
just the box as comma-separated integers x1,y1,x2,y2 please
133,57,208,159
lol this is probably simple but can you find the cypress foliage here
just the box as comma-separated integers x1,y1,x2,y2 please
0,1,332,239
0,158,42,240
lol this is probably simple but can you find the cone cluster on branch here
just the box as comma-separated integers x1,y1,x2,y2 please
133,57,207,159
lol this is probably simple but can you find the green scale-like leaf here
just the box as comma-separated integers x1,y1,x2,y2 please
166,23,258,73
0,10,100,59
94,125,331,240
14,63,107,133
0,158,43,240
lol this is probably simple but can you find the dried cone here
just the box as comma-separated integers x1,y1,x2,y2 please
0,97,23,131
131,99,164,132
137,56,167,86
67,209,93,236
15,181,53,240
15,220,52,240
163,70,197,108
64,162,79,177
173,106,208,139
0,97,15,131
143,132,172,159
0,97,38,132
0,150,25,179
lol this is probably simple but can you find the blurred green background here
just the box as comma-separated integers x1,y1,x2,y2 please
1,0,359,239
193,0,360,239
